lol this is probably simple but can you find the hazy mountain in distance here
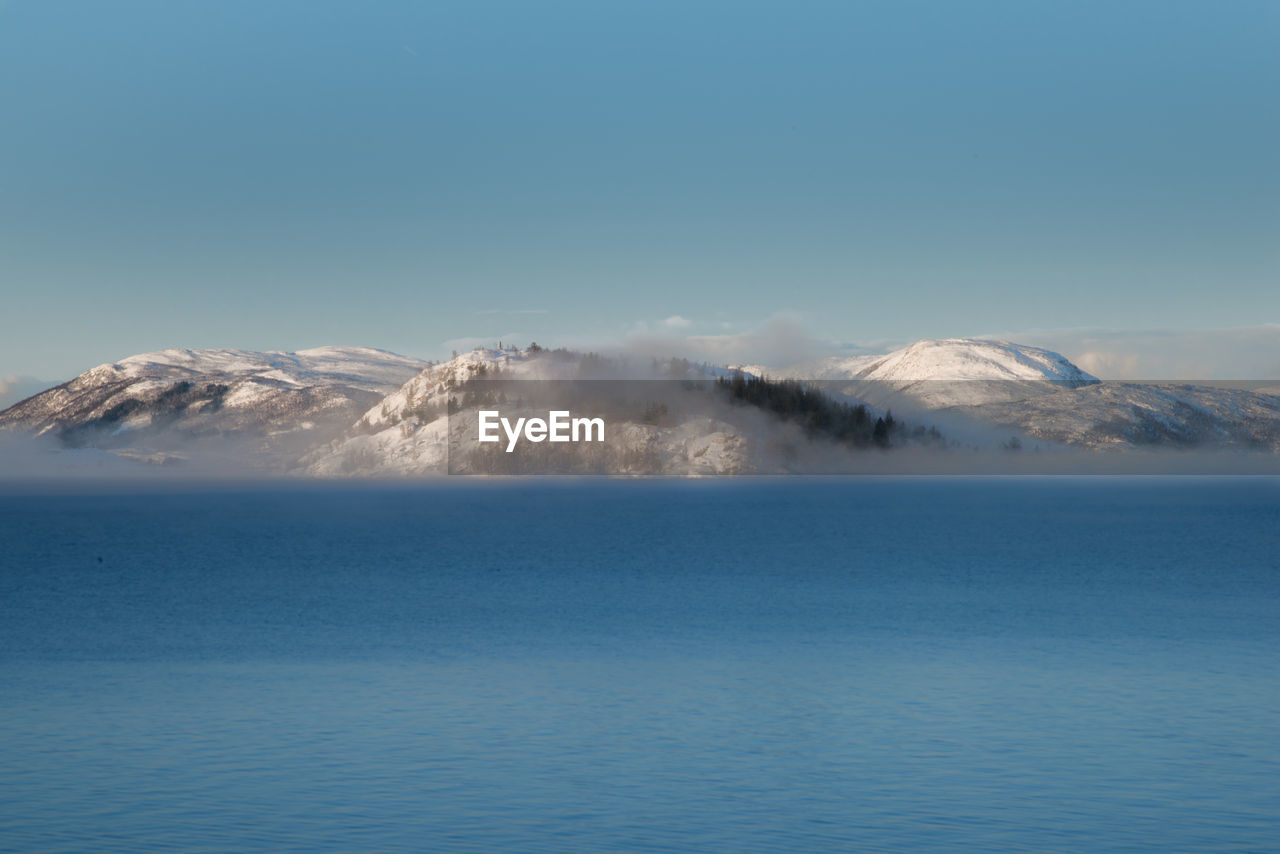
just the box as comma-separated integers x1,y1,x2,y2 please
0,375,59,411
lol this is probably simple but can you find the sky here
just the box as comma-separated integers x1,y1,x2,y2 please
1,0,1277,384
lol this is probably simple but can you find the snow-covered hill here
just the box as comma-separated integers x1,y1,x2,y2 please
787,339,1099,408
75,346,429,392
730,338,1280,453
856,338,1096,384
780,353,884,381
300,347,763,476
354,346,550,434
953,382,1280,451
3,338,1276,474
0,346,428,468
302,347,543,475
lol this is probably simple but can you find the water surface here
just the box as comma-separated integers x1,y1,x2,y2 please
2,478,1277,851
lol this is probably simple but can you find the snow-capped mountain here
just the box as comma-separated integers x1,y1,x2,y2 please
79,346,430,391
302,347,541,476
856,338,1096,385
788,338,1099,408
3,338,1277,474
300,347,763,476
800,340,1279,452
726,338,1280,453
353,346,553,434
0,346,429,467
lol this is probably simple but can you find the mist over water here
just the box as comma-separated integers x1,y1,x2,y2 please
1,478,1277,851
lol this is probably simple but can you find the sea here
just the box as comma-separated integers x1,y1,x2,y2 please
1,477,1277,852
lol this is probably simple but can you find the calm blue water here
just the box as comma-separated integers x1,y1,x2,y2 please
1,478,1277,852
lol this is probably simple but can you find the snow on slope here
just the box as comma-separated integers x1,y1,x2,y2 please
724,364,769,379
303,340,1280,473
765,339,1278,451
0,346,428,468
777,354,884,381
855,338,1097,385
959,382,1280,451
5,337,1275,474
355,346,549,433
86,346,427,393
301,347,764,476
784,339,1099,409
302,347,542,474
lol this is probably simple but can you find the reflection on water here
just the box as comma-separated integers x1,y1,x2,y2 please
1,478,1277,851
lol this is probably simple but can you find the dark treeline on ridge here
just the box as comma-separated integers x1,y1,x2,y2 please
715,373,942,448
435,351,946,452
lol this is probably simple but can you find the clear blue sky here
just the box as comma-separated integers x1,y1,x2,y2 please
1,0,1277,380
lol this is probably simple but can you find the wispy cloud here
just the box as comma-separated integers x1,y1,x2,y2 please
620,313,823,367
448,315,1280,381
0,374,58,410
441,333,533,353
990,325,1280,380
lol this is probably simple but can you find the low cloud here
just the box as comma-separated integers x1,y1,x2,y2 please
621,314,822,367
994,325,1280,380
445,321,1279,381
0,375,58,410
1072,350,1142,379
441,334,531,354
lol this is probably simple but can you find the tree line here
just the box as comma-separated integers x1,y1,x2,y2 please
715,373,942,448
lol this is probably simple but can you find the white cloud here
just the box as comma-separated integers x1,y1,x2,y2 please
621,313,822,367
991,325,1280,380
452,317,1280,381
0,374,59,410
440,333,530,354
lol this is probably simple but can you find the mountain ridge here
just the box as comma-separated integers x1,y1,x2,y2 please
0,346,430,467
3,338,1277,474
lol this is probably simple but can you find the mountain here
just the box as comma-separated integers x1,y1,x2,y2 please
301,347,536,476
790,338,1099,408
0,375,58,411
299,347,764,476
0,344,777,475
757,338,1280,453
855,338,1096,384
3,338,1277,474
952,382,1280,452
0,346,429,468
834,340,1280,452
